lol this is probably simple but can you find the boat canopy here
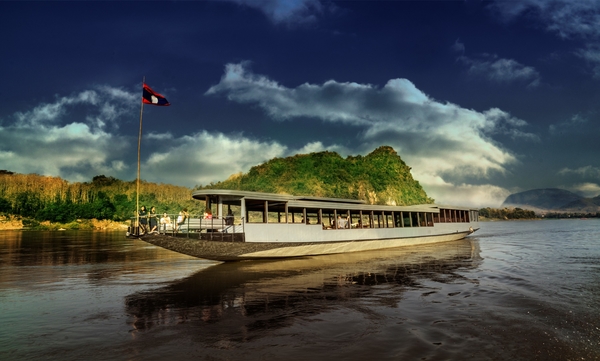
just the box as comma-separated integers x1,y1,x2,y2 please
191,189,475,215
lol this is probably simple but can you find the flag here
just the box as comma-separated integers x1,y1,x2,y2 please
142,83,170,106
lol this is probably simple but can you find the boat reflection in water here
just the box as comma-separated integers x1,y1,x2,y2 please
125,238,481,336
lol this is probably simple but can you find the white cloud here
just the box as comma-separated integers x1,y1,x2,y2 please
224,0,322,24
558,165,600,178
452,38,465,55
144,131,289,187
0,121,128,182
294,141,350,155
11,86,136,128
569,182,600,198
549,113,589,134
490,0,600,77
576,45,600,78
207,62,535,207
0,84,309,191
2,74,528,208
427,182,511,209
458,54,541,88
483,108,540,141
0,86,138,182
557,167,600,198
490,0,600,39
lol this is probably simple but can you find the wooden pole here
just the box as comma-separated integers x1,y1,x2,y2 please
136,76,145,235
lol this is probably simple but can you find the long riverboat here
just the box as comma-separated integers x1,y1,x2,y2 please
133,189,479,261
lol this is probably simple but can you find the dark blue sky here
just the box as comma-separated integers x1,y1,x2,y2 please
1,0,599,207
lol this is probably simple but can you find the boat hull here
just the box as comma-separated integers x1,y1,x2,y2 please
137,230,476,261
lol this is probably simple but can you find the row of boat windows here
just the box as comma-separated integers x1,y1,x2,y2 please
246,208,478,229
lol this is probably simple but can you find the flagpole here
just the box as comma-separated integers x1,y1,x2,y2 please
136,76,145,236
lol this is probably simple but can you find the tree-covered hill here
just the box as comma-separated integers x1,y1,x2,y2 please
502,188,600,213
200,146,434,206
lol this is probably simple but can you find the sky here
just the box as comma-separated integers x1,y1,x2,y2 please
1,0,600,208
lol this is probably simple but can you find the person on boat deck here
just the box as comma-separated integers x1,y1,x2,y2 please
204,208,213,219
175,208,189,232
148,206,158,234
139,206,148,234
160,212,171,234
225,207,234,225
336,215,347,229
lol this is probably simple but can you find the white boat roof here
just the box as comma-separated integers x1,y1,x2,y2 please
191,189,477,212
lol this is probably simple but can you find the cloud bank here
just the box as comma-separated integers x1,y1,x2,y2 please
0,87,136,182
206,63,541,206
0,64,557,207
0,86,308,189
458,54,541,88
225,0,323,24
490,0,600,77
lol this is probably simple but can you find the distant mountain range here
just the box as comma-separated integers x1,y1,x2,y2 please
502,188,600,213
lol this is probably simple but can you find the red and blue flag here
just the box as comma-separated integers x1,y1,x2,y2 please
142,83,170,106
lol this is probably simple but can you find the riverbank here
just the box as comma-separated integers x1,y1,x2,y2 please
0,215,128,231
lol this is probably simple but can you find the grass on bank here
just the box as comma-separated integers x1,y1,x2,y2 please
0,215,127,231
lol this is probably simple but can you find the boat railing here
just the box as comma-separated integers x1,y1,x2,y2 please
128,214,245,242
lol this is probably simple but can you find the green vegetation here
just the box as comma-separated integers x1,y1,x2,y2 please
200,146,433,206
0,174,204,227
543,212,599,219
479,207,538,220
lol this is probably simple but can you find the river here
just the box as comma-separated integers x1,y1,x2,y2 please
0,219,598,360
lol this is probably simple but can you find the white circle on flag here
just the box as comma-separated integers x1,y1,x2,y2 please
151,95,158,104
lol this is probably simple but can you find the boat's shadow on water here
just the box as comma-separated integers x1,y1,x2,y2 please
125,238,482,335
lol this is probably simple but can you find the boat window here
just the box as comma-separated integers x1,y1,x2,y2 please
403,212,412,227
226,204,241,225
333,210,350,229
374,212,383,228
245,199,265,223
358,212,370,228
247,210,264,223
289,211,303,223
385,212,394,228
410,212,419,227
323,211,334,229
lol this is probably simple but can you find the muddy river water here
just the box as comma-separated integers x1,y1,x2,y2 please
0,219,598,360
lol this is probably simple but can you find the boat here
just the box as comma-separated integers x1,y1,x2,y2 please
132,189,479,261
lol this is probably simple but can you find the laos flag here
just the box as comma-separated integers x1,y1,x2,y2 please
142,83,170,106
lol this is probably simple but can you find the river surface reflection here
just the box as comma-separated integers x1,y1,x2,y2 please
1,220,599,360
